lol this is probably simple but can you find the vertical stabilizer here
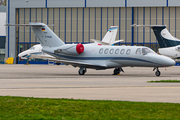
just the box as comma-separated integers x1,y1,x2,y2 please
30,23,65,47
151,26,180,48
102,26,118,45
132,24,180,48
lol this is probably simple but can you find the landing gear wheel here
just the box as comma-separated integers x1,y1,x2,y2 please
153,67,161,77
113,68,120,75
56,63,60,65
78,68,87,75
155,70,161,77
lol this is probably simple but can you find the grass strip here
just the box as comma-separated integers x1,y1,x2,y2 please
148,80,180,83
0,96,180,120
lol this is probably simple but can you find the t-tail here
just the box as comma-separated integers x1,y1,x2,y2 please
132,24,180,48
6,22,65,47
90,26,123,45
102,26,118,44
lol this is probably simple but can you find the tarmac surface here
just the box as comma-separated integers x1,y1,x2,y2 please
0,64,180,103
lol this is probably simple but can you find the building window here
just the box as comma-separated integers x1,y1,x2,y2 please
99,48,103,54
110,49,114,54
120,49,125,54
126,49,131,55
104,48,109,54
115,49,119,54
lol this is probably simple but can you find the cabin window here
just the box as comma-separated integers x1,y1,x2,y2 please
136,48,141,54
110,49,114,54
115,49,119,54
104,48,109,54
126,49,131,55
120,49,125,54
99,48,103,54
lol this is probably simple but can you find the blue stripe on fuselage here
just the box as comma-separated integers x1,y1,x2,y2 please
44,51,161,65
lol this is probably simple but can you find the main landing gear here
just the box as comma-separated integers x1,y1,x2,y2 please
78,67,87,75
25,58,30,65
113,67,124,75
153,67,161,77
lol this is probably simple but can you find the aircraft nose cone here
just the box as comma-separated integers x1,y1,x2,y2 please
162,56,176,66
169,59,176,66
18,53,22,57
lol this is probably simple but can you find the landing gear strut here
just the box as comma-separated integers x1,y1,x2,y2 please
153,67,161,77
78,67,87,75
25,58,30,65
113,67,124,75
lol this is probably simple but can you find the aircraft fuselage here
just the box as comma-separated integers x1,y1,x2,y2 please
42,44,175,69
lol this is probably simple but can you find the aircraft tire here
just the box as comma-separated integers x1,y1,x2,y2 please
113,68,120,75
56,63,60,65
155,70,161,77
78,70,85,75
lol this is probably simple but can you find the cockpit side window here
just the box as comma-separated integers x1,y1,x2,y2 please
136,48,141,54
142,48,155,55
29,47,35,50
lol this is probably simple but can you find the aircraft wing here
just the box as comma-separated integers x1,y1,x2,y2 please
53,59,107,69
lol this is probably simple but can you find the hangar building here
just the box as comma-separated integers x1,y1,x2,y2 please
0,6,6,63
6,0,180,64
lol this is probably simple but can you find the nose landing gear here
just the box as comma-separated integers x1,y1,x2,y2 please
153,67,161,77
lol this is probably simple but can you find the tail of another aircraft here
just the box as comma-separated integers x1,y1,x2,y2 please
132,24,180,48
91,26,124,45
102,26,118,45
6,22,65,47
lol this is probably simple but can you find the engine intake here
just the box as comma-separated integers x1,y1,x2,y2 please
76,44,84,54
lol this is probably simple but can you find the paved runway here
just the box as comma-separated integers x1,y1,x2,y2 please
0,65,180,103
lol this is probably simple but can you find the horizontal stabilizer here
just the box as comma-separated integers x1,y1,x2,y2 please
132,24,166,28
91,39,123,45
6,22,65,47
111,40,124,45
5,24,44,27
90,39,110,45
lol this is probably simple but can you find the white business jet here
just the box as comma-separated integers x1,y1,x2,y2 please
18,26,122,64
7,23,175,76
132,24,180,59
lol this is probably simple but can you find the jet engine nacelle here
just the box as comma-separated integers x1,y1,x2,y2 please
54,44,84,55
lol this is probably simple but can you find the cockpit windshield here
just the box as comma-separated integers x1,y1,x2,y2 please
142,48,155,55
29,47,35,50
